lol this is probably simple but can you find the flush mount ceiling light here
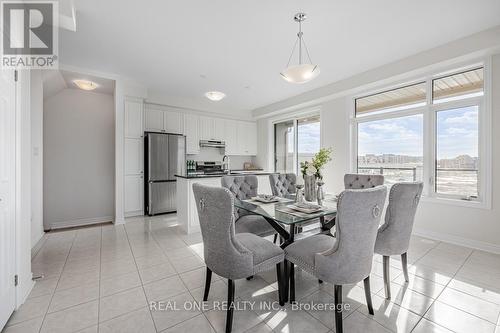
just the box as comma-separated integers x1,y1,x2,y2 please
280,13,320,84
204,91,226,101
73,79,98,91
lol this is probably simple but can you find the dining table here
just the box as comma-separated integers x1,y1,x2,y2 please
233,196,338,249
234,196,338,302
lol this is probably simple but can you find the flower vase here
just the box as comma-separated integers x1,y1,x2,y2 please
304,175,317,202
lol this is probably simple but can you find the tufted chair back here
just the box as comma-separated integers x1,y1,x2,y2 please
344,174,384,189
192,183,253,279
269,173,297,199
221,175,258,220
375,182,423,256
315,186,387,285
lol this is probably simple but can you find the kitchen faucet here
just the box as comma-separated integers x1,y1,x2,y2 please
222,155,230,173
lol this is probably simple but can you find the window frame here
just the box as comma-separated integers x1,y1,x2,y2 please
350,59,492,209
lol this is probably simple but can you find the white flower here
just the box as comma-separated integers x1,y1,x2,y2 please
306,165,317,176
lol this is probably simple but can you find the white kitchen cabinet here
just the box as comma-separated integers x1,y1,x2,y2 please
124,175,144,216
164,110,184,134
124,99,143,138
184,114,200,154
199,116,216,140
124,98,144,217
224,119,239,155
236,121,257,156
145,106,184,134
144,107,164,132
124,138,143,175
215,120,226,141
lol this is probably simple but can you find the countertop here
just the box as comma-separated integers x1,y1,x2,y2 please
175,171,276,179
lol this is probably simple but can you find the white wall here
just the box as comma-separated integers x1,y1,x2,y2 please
44,89,115,229
30,70,44,247
255,34,500,252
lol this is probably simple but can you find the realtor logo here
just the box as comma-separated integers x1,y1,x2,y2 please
1,0,58,68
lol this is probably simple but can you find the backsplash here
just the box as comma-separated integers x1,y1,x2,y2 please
187,148,259,170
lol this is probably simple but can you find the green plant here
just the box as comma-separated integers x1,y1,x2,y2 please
300,147,333,179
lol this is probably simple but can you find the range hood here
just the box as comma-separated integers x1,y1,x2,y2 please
199,139,226,148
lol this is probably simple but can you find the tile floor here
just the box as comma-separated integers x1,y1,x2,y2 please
3,215,500,333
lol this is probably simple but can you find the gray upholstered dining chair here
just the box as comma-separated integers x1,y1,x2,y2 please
269,173,323,236
269,173,297,199
193,183,285,333
374,182,423,299
284,186,387,333
344,173,385,189
221,175,276,237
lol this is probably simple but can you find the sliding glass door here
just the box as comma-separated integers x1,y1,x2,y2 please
274,120,295,174
274,115,321,179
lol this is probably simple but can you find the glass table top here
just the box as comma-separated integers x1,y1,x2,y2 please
234,197,337,225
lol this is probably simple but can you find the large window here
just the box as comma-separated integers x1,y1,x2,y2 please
353,66,487,204
275,115,320,180
357,114,423,185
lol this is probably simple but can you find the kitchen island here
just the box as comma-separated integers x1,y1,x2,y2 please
175,172,276,234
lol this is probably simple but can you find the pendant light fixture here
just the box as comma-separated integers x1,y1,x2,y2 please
280,13,320,84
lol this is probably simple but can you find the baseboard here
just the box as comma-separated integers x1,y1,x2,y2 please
16,274,34,310
124,210,144,218
413,228,500,254
114,217,126,225
31,233,48,259
49,216,114,230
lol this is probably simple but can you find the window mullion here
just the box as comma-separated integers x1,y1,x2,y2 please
424,78,435,197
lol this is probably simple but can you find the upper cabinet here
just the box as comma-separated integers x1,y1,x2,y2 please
199,116,216,141
184,114,200,154
236,121,257,156
224,119,239,155
144,107,163,132
164,110,184,134
144,106,183,134
124,99,144,138
143,104,257,156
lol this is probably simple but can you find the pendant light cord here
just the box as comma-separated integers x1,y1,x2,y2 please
285,15,313,67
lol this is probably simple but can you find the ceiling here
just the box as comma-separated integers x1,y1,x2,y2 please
43,69,115,99
59,0,500,115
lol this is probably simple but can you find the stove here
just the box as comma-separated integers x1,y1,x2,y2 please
193,161,227,175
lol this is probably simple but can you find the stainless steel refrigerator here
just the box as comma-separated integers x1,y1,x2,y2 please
145,132,186,215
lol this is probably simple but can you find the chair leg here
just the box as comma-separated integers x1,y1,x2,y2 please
363,276,374,315
273,234,278,244
226,279,235,333
289,262,295,303
283,259,289,302
276,263,284,306
203,267,212,301
401,252,409,282
334,285,343,333
383,255,391,299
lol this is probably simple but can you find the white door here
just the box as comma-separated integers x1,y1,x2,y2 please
0,70,16,328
